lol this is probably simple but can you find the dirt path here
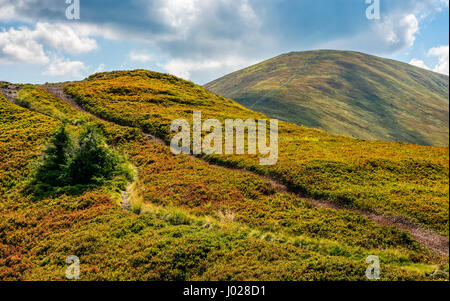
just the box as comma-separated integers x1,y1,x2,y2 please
304,198,449,256
120,190,131,211
0,84,21,103
41,84,91,115
42,84,449,256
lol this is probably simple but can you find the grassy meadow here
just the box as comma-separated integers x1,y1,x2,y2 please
0,81,448,280
64,70,449,236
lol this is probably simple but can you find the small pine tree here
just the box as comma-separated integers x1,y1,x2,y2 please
34,124,73,187
68,125,121,185
32,123,132,196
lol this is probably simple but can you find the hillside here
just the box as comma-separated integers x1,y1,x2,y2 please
0,70,448,280
205,50,450,147
63,70,449,236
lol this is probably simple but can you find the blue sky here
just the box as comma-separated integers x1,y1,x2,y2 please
0,0,448,85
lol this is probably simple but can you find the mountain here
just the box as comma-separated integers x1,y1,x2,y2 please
0,70,448,280
205,50,449,146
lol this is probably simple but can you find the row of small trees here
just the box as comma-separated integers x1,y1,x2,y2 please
32,123,132,195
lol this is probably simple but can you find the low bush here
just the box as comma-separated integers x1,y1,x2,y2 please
31,123,133,197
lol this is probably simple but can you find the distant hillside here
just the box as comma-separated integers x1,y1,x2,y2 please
205,50,449,146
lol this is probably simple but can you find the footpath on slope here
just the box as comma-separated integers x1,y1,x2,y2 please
0,84,20,103
33,84,450,256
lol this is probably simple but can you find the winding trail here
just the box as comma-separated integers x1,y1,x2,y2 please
120,188,132,211
25,84,449,256
0,84,20,104
42,84,91,115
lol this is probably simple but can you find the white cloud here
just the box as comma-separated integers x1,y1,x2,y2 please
158,0,200,31
156,0,261,34
409,45,449,75
428,45,449,75
42,57,87,77
321,13,420,55
33,23,97,54
161,56,255,80
0,22,97,65
0,27,49,64
409,59,430,70
0,0,447,83
0,0,33,23
162,59,198,79
400,15,419,47
407,0,450,19
94,63,106,73
376,14,419,50
129,51,153,63
0,1,16,22
238,1,261,27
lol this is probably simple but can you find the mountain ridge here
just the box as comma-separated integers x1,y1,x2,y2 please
205,50,449,146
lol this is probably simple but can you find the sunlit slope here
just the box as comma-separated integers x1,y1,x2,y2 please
2,90,441,281
65,70,449,235
205,50,449,146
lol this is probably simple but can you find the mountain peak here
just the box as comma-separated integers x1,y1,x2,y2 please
205,50,449,146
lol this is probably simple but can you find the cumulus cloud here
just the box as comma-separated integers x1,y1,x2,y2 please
157,0,260,35
129,51,153,63
158,0,201,32
1,0,264,82
0,0,16,22
0,0,448,83
0,0,64,23
409,46,449,75
161,56,255,80
0,27,49,64
409,59,430,70
428,45,449,75
0,22,97,65
33,23,97,54
410,0,449,17
321,13,420,55
42,57,87,77
377,14,419,50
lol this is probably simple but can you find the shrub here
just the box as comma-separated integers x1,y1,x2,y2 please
34,124,73,187
69,125,121,185
32,123,133,195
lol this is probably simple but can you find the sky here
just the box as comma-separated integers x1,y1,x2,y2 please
0,0,448,85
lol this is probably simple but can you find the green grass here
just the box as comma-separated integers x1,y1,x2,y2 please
1,84,447,280
64,70,449,235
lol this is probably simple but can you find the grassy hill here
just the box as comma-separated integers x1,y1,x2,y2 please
0,70,448,280
205,50,449,147
64,70,449,235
